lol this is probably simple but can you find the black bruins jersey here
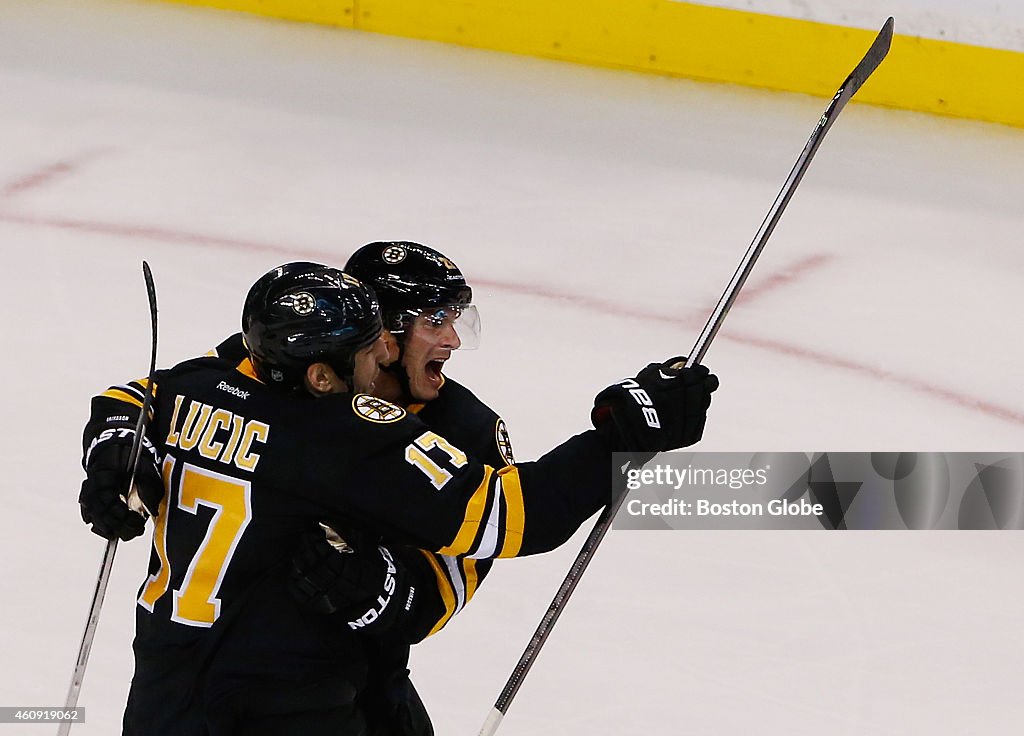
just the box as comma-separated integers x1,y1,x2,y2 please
208,333,515,637
409,377,515,634
87,350,614,721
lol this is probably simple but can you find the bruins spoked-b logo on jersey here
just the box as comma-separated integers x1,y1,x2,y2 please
495,418,515,465
353,394,406,423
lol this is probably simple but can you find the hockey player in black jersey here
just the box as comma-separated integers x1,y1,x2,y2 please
345,241,512,465
84,245,511,735
335,242,514,734
78,263,718,735
208,243,514,734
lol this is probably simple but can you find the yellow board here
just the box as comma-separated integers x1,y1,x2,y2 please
155,0,1024,128
159,0,353,27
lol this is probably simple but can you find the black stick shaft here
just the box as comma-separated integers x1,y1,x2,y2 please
59,261,158,736
478,19,893,736
687,18,893,367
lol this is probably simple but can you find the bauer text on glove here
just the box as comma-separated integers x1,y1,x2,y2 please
591,357,719,453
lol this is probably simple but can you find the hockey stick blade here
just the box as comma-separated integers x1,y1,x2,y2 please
124,261,159,498
687,16,893,367
59,261,158,736
835,17,893,113
478,19,894,736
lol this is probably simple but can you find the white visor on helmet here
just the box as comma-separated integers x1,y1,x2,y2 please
412,303,481,350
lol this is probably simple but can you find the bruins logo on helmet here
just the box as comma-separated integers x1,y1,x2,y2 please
353,394,406,423
382,245,407,265
283,291,316,316
495,418,515,465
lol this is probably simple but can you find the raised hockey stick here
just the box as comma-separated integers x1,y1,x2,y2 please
478,18,894,736
58,261,158,736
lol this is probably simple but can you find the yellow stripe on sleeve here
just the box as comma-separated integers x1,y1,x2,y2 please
101,388,144,409
438,465,494,556
131,379,158,415
421,551,458,636
497,466,524,558
462,557,480,603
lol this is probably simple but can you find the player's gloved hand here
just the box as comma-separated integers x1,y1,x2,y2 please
592,357,719,453
79,426,163,541
288,523,417,633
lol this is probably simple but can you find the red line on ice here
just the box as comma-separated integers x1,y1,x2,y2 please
0,212,309,254
470,253,834,320
724,331,1024,426
734,253,834,306
1,149,113,199
2,210,1021,427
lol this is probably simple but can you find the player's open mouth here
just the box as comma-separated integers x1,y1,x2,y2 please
425,360,445,382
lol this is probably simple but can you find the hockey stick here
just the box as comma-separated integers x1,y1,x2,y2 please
477,18,894,736
58,261,158,736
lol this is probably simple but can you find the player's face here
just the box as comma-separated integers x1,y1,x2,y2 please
351,334,389,395
402,311,462,402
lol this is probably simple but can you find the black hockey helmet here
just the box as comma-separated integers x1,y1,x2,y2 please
241,262,383,391
345,242,476,343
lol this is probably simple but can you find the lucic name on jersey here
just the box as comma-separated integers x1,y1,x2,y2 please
85,350,615,687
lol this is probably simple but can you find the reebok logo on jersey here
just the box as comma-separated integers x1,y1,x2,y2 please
216,381,250,400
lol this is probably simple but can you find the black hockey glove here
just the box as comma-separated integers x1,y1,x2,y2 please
289,523,418,633
79,425,163,541
592,357,719,453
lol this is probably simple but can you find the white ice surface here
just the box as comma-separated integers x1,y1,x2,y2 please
1,1,1023,734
